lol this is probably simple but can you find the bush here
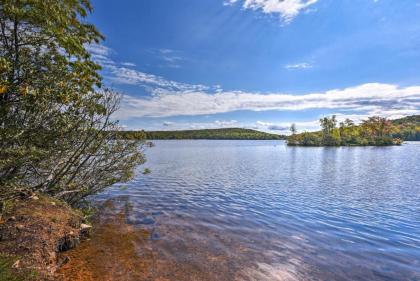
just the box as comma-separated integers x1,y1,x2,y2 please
0,0,145,205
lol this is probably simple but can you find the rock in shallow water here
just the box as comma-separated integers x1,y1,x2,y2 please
139,217,155,225
80,223,92,239
150,230,161,240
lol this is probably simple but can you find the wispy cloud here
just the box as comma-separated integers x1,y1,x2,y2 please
85,43,116,67
107,67,209,93
86,43,420,128
151,120,241,131
121,62,136,67
163,121,174,127
255,120,318,132
86,43,113,57
87,43,209,93
285,62,313,69
256,121,289,131
225,0,319,23
215,120,239,127
158,49,184,68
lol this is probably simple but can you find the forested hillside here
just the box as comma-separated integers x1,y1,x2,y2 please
118,128,285,140
390,115,420,141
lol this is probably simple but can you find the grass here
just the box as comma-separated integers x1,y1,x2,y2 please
0,254,39,281
0,200,15,222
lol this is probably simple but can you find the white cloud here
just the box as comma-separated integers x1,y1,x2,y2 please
268,125,289,131
156,49,184,68
115,83,420,120
215,120,239,127
224,0,239,6
255,121,305,132
285,62,313,69
86,44,209,93
256,121,289,131
159,49,182,63
121,62,136,67
152,120,242,131
256,121,272,126
86,43,116,67
86,44,420,129
226,0,319,23
86,43,113,57
107,67,209,93
163,121,174,126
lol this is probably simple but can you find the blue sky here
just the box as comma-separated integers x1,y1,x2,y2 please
88,0,420,133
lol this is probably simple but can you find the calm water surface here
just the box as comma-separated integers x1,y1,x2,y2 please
93,140,420,280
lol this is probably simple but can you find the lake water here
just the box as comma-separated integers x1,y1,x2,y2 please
67,140,420,280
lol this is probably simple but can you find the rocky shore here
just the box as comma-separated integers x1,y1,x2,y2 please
0,195,91,280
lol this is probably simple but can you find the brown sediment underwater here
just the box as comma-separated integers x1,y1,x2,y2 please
57,141,420,281
57,200,152,281
56,198,269,281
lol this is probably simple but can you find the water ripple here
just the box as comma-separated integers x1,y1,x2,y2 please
96,140,420,280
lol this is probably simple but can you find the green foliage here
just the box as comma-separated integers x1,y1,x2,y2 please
287,115,419,147
139,128,285,140
0,254,39,281
0,0,103,104
0,255,22,281
77,201,98,224
114,130,147,140
300,132,322,146
0,0,145,205
0,199,14,219
390,115,420,141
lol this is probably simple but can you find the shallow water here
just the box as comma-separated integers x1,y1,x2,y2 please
63,140,420,280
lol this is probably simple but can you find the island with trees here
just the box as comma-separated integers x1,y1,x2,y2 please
287,115,420,146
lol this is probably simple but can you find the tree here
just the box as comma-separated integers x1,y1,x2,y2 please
344,118,354,127
319,115,337,136
0,0,145,205
290,123,297,135
319,115,340,145
0,0,103,106
361,116,394,145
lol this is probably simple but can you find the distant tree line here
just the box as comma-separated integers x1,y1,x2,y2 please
117,128,286,140
390,115,420,141
287,115,420,146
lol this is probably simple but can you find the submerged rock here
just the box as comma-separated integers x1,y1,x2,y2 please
80,223,93,239
57,234,80,252
139,217,155,225
150,230,161,240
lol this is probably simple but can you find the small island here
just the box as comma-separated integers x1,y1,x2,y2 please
287,115,420,146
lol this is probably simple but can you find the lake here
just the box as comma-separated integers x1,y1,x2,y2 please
62,140,420,280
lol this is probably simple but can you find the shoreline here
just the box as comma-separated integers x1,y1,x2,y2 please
0,195,92,280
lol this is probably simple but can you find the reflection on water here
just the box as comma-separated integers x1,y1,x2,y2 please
61,140,420,280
